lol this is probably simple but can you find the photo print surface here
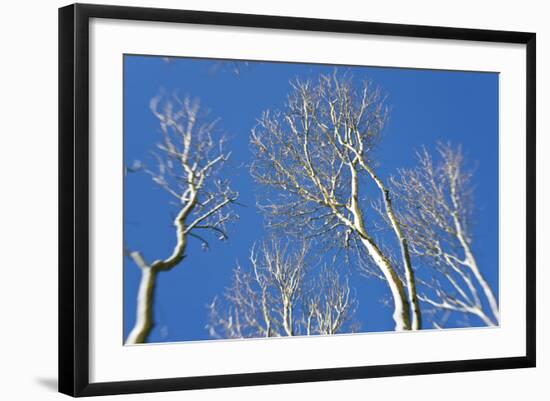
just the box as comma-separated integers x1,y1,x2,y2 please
123,55,499,345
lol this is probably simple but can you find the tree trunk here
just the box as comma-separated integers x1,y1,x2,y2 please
125,205,191,344
348,165,412,330
126,266,158,344
362,163,422,330
359,237,412,330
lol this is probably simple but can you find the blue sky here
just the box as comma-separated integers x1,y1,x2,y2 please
123,55,499,343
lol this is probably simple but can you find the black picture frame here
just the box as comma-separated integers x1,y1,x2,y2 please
59,3,536,397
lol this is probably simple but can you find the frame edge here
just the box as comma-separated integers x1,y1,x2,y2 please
58,4,77,397
59,3,93,397
525,32,536,368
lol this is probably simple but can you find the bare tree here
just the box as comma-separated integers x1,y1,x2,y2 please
208,240,358,339
126,92,238,344
391,143,499,327
303,266,358,335
250,72,420,330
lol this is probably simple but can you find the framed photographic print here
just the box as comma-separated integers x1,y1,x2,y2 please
58,3,536,397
